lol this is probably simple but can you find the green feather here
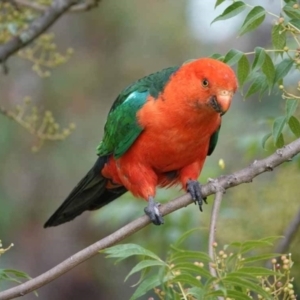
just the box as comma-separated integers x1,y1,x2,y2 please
207,126,220,156
97,66,179,158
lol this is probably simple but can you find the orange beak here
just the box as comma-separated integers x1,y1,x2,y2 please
217,90,234,114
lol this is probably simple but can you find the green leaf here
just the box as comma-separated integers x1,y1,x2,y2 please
252,47,266,71
0,275,21,284
228,241,243,248
245,74,266,98
289,18,300,30
239,6,266,36
272,116,287,145
274,59,294,83
214,0,226,8
172,262,212,279
226,290,252,300
259,80,269,99
237,54,250,89
260,236,283,243
286,99,299,120
261,52,275,91
237,267,279,277
205,290,227,298
170,273,203,288
187,287,205,300
283,4,300,19
210,53,224,60
211,1,246,23
288,116,300,137
0,269,31,279
170,248,211,263
243,253,282,264
228,237,281,251
125,260,166,282
239,238,276,253
130,274,168,300
223,49,244,66
271,24,286,50
223,276,272,299
101,243,162,262
276,133,284,149
262,133,272,149
0,268,32,284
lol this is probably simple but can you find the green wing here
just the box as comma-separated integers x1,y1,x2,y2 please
207,126,220,156
97,66,179,158
97,91,148,158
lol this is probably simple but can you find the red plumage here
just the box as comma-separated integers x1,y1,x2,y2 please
44,58,237,227
102,58,237,200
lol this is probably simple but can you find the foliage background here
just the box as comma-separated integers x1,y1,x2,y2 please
0,0,299,299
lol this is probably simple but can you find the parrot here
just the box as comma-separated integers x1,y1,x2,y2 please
44,58,237,228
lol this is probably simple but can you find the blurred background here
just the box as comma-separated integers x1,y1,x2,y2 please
1,0,299,299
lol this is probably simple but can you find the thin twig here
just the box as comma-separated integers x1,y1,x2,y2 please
208,190,224,277
0,0,77,64
14,0,101,13
208,189,224,300
1,139,300,299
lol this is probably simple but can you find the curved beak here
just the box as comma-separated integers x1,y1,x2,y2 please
217,90,234,115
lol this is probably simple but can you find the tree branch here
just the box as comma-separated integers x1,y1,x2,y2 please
1,139,300,300
14,0,101,13
0,0,78,64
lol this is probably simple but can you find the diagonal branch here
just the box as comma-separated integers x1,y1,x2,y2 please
0,0,78,64
14,0,101,13
1,139,300,300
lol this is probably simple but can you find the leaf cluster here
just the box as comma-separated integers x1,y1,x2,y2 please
102,234,296,300
211,0,300,150
0,97,76,151
0,1,76,151
0,240,32,289
0,1,73,76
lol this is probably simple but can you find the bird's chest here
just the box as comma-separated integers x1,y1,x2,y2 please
137,118,220,172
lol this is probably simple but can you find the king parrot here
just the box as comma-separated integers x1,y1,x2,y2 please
44,58,237,228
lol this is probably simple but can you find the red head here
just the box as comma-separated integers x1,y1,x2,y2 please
166,58,238,116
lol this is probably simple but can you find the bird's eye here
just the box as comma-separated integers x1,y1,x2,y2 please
202,79,209,87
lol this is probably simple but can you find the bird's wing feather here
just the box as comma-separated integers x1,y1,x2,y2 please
97,90,148,158
97,66,179,158
207,125,220,156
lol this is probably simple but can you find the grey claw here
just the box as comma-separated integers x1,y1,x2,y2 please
187,180,206,211
144,197,164,225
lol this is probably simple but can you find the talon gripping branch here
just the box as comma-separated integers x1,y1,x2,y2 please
44,58,237,227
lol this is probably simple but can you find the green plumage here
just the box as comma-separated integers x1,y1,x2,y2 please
97,66,179,158
207,126,220,156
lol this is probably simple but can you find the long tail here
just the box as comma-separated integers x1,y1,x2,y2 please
44,156,127,228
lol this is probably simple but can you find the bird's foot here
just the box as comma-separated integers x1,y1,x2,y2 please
187,180,207,211
144,196,164,225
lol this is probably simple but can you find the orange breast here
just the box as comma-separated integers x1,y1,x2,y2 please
128,94,221,172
